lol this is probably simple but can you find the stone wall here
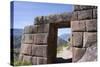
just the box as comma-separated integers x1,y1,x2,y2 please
19,5,97,65
71,5,97,62
19,24,50,65
19,12,71,65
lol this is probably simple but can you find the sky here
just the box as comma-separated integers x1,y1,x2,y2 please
12,1,73,35
58,28,71,36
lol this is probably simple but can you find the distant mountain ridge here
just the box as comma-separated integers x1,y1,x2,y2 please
57,37,67,46
13,29,23,48
57,33,71,46
13,29,23,36
59,33,71,42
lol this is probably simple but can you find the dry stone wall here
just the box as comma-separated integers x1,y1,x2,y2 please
19,5,97,65
19,13,72,65
19,24,50,65
71,5,97,62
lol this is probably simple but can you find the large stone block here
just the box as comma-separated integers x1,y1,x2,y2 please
36,24,49,33
20,44,32,55
32,57,47,65
32,57,37,65
71,11,78,21
22,33,48,44
22,55,32,63
22,34,34,44
74,5,80,11
37,57,47,64
71,20,86,31
34,33,48,45
32,45,47,57
78,43,97,62
24,25,34,34
80,6,97,10
34,13,72,24
86,19,97,31
72,32,83,47
72,47,86,62
83,32,97,48
74,5,97,11
93,8,97,19
18,54,24,61
77,9,93,20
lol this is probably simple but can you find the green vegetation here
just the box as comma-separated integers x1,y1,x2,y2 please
13,48,32,66
14,60,32,66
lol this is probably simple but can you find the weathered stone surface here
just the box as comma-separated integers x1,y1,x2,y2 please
71,20,85,31
34,16,46,25
86,19,97,31
83,32,97,48
19,6,98,64
74,5,97,11
32,57,37,65
22,34,34,44
78,9,93,20
72,32,83,47
32,57,47,65
37,57,47,64
93,8,97,19
72,47,86,62
24,25,34,34
18,54,24,61
20,44,32,55
74,5,80,11
22,33,48,44
36,24,49,33
23,55,32,63
78,43,97,62
47,24,57,59
32,45,47,57
71,11,78,21
34,33,48,45
34,12,72,25
80,6,97,10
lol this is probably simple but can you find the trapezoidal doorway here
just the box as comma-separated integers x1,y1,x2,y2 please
47,22,72,63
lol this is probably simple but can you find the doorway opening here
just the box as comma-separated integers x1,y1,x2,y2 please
56,28,72,63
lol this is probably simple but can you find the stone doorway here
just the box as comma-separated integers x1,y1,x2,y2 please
18,5,97,65
47,22,72,63
56,28,72,63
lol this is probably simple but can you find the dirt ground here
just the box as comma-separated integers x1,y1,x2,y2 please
57,47,72,59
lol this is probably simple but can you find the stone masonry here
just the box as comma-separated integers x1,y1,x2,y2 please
19,5,97,65
19,12,71,65
71,5,97,62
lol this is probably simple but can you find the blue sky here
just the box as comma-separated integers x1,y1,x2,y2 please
58,28,71,36
12,1,73,35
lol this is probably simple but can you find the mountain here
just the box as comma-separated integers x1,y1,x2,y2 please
13,29,23,36
12,29,23,48
57,37,67,46
59,33,71,42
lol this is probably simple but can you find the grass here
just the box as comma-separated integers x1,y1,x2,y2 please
13,48,32,66
14,60,32,66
